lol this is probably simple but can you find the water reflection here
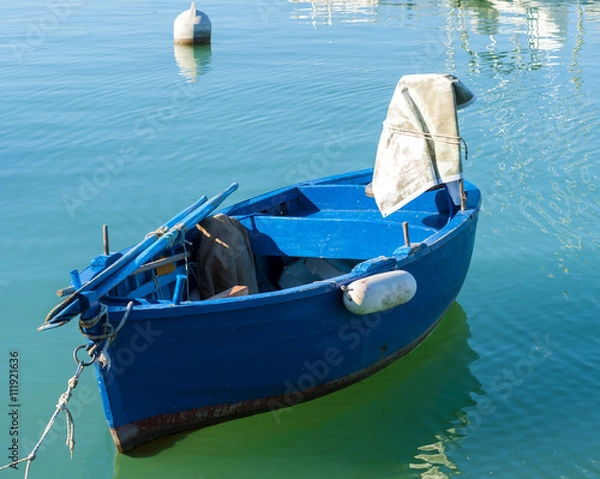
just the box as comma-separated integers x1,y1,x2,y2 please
460,0,569,49
466,3,597,275
113,302,480,478
173,44,212,82
451,0,586,74
290,0,379,26
289,0,592,74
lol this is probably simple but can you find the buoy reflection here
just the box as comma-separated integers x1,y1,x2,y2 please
173,44,212,82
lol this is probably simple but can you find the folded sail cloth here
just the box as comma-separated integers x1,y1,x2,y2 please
372,74,472,217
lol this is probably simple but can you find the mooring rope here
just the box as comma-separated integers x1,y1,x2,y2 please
0,347,93,478
78,302,131,342
78,301,133,359
1,301,134,478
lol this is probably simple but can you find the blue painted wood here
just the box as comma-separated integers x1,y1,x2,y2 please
41,194,210,329
88,182,238,299
239,215,435,259
46,168,481,452
42,184,237,328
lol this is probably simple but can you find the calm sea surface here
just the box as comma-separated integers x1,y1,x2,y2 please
1,0,599,477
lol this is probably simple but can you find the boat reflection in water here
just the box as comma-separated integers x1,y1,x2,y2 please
113,302,481,478
174,44,212,82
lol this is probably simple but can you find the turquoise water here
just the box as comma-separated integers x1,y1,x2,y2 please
1,0,599,477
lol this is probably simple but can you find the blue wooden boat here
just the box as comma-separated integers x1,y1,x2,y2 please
41,74,481,452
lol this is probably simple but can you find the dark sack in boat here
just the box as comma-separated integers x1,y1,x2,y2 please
196,214,259,299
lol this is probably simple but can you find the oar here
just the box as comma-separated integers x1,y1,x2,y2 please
40,183,238,330
82,194,210,291
90,182,239,301
41,194,209,329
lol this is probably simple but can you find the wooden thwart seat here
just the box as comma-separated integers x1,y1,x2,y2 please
237,215,435,260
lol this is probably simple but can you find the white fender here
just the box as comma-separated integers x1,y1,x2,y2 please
343,270,417,315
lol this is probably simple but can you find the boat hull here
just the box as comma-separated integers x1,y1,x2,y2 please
92,181,479,451
108,305,447,451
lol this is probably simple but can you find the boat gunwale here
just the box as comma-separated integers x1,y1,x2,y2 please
103,197,480,319
94,168,481,318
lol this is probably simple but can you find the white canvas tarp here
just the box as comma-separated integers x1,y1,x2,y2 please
372,74,475,217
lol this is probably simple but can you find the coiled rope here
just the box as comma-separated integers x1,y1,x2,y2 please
79,301,133,360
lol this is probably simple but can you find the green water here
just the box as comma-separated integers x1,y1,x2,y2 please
1,1,599,477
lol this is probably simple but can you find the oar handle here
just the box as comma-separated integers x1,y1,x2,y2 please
94,182,239,298
43,195,209,325
178,182,239,231
41,184,239,329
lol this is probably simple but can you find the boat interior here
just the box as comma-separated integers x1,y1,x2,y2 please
103,182,458,306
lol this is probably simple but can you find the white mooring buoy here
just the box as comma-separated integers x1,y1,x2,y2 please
174,2,211,45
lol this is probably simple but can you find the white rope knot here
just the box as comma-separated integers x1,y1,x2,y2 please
57,392,70,410
145,225,169,239
162,222,187,247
